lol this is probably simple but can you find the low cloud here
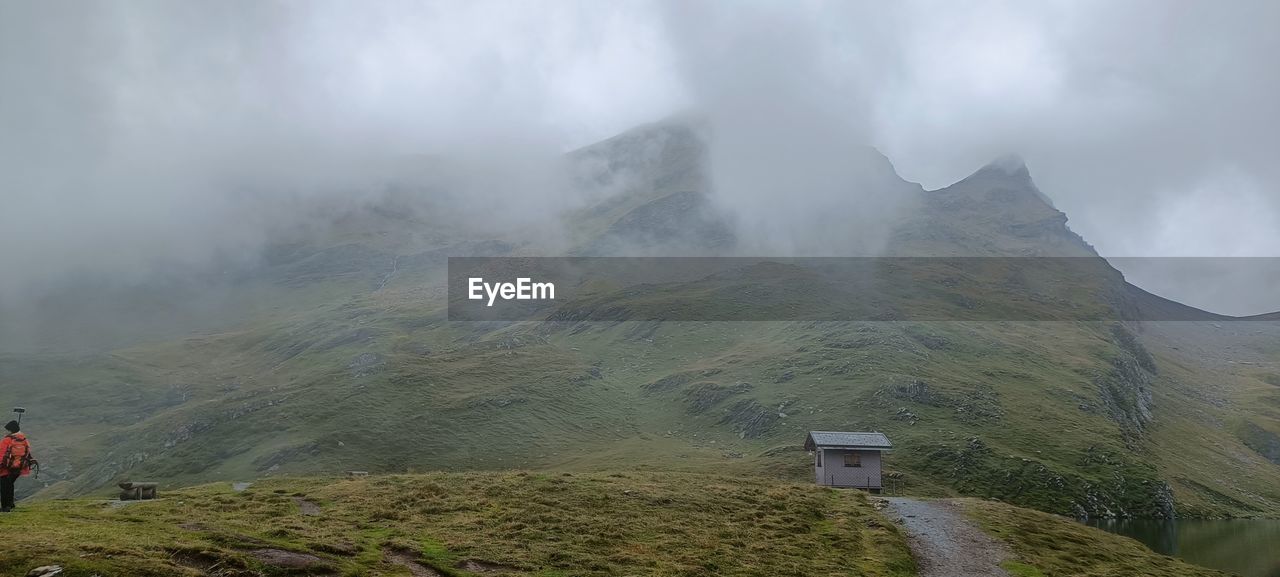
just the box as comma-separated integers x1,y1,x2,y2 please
1,0,1277,313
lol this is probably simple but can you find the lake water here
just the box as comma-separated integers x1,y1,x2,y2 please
1085,518,1280,577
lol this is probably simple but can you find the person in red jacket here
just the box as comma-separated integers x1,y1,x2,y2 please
1,420,34,512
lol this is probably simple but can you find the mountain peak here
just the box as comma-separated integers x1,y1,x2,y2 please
986,152,1028,173
972,153,1031,181
958,153,1057,209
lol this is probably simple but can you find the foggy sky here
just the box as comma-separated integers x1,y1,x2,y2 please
2,0,1278,314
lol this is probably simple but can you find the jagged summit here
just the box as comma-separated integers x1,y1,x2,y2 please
565,119,1098,258
983,153,1030,175
964,153,1056,209
882,153,1095,256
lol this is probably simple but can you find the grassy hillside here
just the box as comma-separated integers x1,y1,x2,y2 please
11,309,1280,519
964,499,1228,577
0,472,916,577
0,472,1228,577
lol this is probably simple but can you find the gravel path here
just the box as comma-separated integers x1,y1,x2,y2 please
881,497,1011,577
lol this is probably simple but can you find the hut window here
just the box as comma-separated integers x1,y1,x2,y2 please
816,451,823,467
844,453,862,468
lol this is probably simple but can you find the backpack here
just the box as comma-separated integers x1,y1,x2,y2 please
2,434,31,473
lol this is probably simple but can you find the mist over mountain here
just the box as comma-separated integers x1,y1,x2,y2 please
3,9,1280,574
1,111,1278,531
4,1,1280,316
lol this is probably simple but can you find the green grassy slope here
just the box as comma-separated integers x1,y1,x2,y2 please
0,472,1231,577
11,308,1280,519
963,499,1228,577
0,472,916,577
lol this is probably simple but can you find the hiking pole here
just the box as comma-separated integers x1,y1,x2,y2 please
12,407,24,425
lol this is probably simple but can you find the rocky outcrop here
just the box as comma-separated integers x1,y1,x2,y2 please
912,436,1175,518
719,400,784,439
885,380,1003,423
684,382,752,414
1095,325,1157,445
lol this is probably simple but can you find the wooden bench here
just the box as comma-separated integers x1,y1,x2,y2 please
118,482,159,500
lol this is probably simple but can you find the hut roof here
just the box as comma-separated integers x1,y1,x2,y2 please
805,431,892,451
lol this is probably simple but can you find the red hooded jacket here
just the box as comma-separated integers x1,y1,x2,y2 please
0,432,32,477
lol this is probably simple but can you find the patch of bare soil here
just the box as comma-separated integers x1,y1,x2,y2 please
166,547,254,577
385,549,445,577
455,559,520,573
881,497,1011,577
249,548,333,573
308,540,359,557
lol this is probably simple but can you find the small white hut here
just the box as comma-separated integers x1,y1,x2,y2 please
804,431,892,491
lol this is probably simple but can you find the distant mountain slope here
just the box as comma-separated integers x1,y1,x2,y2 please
891,157,1097,257
3,119,1278,520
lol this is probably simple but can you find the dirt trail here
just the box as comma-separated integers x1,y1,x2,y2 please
881,497,1011,577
